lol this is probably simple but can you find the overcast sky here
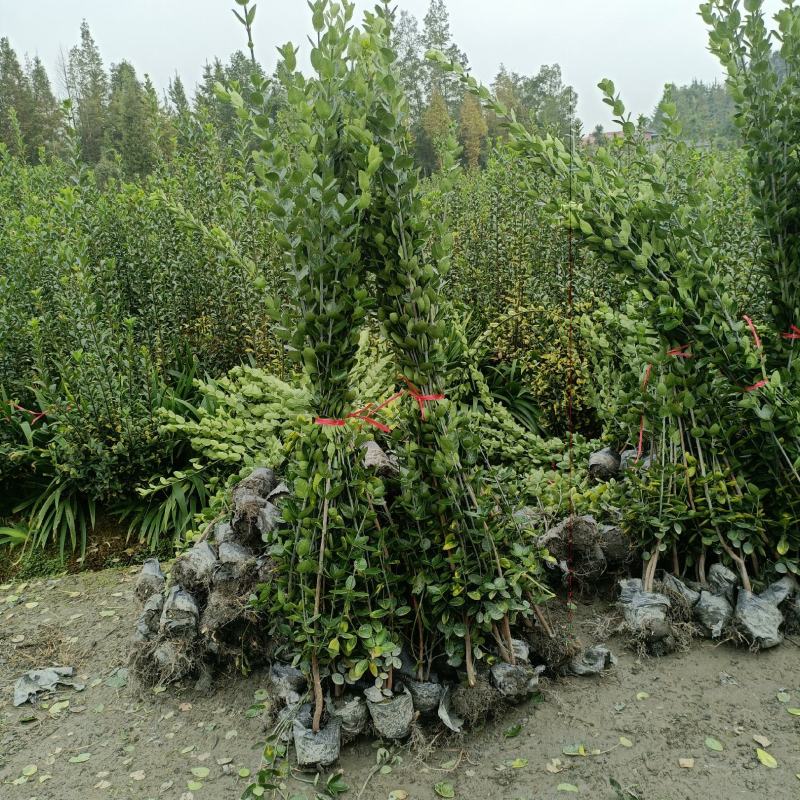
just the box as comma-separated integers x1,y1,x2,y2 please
0,0,784,128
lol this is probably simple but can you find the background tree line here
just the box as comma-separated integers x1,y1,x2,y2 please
0,0,753,177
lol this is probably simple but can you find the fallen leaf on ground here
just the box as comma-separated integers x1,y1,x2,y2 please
705,737,723,752
130,770,146,781
546,759,564,774
636,692,650,701
434,782,455,798
619,736,633,748
756,749,778,769
69,753,91,763
388,792,408,800
557,784,579,793
191,767,210,778
753,735,771,748
777,691,790,704
679,758,694,769
49,700,69,716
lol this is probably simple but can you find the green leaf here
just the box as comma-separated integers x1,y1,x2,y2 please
756,748,777,768
434,782,455,798
705,737,723,752
557,784,579,793
69,753,91,763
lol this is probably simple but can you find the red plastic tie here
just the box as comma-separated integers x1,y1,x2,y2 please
636,414,645,461
313,390,404,434
641,363,652,390
400,377,446,420
743,315,762,350
11,404,46,425
667,343,692,358
782,324,800,340
744,379,768,392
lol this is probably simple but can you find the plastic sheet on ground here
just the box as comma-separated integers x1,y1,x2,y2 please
13,666,85,707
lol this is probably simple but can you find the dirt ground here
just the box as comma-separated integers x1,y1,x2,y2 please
1,567,799,800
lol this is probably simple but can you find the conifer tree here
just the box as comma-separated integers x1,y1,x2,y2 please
458,91,487,169
66,21,109,164
0,38,33,157
26,56,61,159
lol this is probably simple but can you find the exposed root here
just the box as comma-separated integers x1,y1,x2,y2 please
527,606,583,674
129,635,204,691
450,676,505,728
653,580,693,624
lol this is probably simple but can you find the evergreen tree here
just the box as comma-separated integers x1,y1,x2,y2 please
105,60,158,177
592,123,605,145
422,0,468,113
25,56,61,159
489,63,580,142
652,80,737,146
421,86,451,172
168,74,190,115
0,38,34,157
66,21,109,164
391,10,425,121
458,91,487,169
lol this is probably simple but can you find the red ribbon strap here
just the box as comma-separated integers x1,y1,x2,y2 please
745,379,768,392
743,315,762,350
636,414,645,461
667,343,692,358
313,390,404,434
641,363,652,390
782,324,800,340
314,418,347,427
400,377,445,420
10,404,46,425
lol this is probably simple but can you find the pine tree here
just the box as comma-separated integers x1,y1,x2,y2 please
392,10,425,121
652,80,737,146
26,56,61,160
66,21,109,164
168,74,189,115
105,60,158,177
0,38,35,158
421,0,468,114
421,86,451,172
458,91,487,169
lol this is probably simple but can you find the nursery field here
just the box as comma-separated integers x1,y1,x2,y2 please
2,568,799,800
2,0,800,798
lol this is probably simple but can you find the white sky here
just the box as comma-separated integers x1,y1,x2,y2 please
0,0,785,128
